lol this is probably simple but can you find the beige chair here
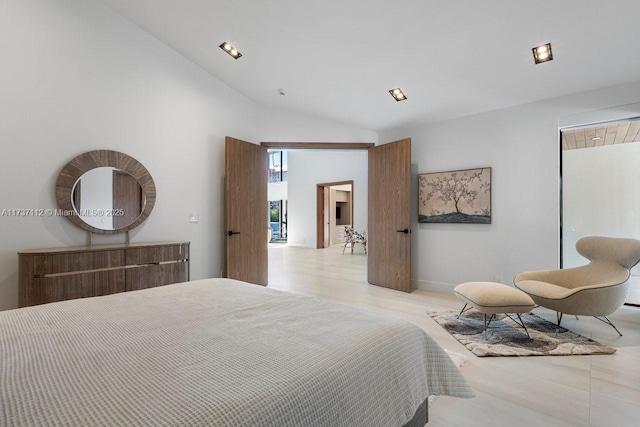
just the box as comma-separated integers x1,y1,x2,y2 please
514,236,640,336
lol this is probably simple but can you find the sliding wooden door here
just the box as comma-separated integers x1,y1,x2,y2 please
367,138,412,292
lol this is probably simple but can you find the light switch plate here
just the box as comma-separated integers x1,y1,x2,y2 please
189,213,199,223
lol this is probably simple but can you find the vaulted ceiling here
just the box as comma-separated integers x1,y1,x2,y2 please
99,0,640,133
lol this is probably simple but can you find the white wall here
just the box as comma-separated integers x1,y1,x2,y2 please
257,107,378,144
380,80,640,291
287,150,368,248
0,0,257,310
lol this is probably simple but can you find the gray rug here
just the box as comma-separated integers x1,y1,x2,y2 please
428,309,616,357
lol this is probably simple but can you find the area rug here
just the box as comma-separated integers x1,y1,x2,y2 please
428,349,466,407
427,310,616,357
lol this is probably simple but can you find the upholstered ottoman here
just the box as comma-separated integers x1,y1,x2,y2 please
454,281,535,339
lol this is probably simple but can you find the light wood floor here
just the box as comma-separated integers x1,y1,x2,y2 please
268,245,640,427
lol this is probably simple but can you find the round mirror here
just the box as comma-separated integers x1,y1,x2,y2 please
71,167,146,231
56,150,156,234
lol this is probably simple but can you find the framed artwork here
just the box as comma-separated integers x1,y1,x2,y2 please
418,167,491,224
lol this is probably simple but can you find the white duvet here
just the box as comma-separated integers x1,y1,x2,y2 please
1,278,474,426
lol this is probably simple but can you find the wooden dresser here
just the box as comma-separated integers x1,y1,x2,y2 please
18,241,189,308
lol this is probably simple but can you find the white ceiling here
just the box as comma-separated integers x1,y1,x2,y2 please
99,0,640,133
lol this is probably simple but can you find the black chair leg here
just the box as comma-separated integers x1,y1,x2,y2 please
555,312,563,337
594,316,623,336
456,303,468,319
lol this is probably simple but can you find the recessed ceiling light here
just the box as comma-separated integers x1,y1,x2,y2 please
532,43,553,64
389,88,407,102
219,42,242,59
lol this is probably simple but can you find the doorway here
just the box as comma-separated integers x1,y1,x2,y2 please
316,181,354,249
275,148,368,249
226,139,411,291
261,139,412,292
560,118,640,306
268,150,288,244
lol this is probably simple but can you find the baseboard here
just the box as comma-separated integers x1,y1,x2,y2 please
413,279,457,293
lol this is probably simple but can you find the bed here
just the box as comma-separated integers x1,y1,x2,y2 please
1,278,474,426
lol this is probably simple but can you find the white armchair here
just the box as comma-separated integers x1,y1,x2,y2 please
514,236,640,336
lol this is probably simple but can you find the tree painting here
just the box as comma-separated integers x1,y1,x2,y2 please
418,167,491,223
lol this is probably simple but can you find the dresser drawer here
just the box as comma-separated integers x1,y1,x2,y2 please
126,262,188,291
47,250,125,274
126,244,188,265
38,269,125,304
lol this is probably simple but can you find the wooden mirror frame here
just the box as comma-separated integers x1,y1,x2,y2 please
56,150,156,234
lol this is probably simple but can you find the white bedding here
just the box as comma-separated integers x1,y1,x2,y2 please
1,278,474,426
